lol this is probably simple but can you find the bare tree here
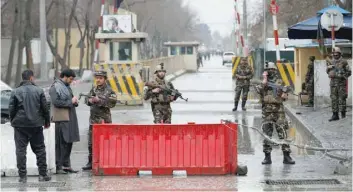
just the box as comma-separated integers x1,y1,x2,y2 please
24,0,34,70
15,0,26,86
46,0,78,69
74,14,87,75
5,0,19,84
335,0,352,12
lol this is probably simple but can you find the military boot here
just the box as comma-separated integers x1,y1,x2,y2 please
261,153,272,165
18,176,27,183
341,111,346,118
38,174,51,182
232,101,238,111
283,151,295,164
82,154,92,170
241,100,247,111
328,112,339,122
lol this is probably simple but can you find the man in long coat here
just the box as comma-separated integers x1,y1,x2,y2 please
49,68,80,174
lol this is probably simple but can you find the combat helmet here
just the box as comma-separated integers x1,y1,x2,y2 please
266,62,277,70
94,71,107,78
333,47,342,54
155,63,166,74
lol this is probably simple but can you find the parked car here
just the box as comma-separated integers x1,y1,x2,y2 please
1,81,12,124
222,52,235,65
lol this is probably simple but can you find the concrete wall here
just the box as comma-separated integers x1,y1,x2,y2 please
141,56,187,81
314,60,352,109
294,47,324,93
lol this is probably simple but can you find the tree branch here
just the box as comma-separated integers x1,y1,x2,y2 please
334,0,345,8
1,0,10,12
46,0,55,16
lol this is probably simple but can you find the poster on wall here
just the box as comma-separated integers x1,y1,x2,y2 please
102,15,132,33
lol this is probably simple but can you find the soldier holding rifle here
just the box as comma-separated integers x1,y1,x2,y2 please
144,63,186,124
82,71,117,170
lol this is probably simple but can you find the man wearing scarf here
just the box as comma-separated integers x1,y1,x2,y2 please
49,69,80,174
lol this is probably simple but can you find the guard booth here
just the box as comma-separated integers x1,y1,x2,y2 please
94,12,148,106
164,41,200,72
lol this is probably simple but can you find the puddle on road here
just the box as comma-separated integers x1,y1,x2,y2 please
235,113,317,156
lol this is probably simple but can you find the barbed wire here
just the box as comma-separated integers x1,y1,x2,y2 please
220,119,352,162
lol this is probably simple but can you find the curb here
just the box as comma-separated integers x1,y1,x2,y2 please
165,69,187,82
284,104,350,161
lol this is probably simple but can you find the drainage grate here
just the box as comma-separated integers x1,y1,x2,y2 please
1,182,66,188
265,179,341,185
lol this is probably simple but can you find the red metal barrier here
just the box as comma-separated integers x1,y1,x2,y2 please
92,122,237,176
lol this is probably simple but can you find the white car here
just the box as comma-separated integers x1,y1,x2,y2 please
0,81,12,124
222,52,235,65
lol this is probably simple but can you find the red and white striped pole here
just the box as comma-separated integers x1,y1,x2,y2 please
234,0,244,56
270,0,281,63
234,0,239,56
93,0,105,67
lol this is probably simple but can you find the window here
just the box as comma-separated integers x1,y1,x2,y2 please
187,46,193,55
170,46,177,55
180,47,186,55
109,42,132,61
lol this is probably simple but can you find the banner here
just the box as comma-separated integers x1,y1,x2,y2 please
102,15,132,33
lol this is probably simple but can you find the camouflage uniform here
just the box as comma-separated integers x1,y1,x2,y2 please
255,78,295,165
145,77,175,124
305,56,315,106
82,72,117,170
233,57,253,111
326,47,352,121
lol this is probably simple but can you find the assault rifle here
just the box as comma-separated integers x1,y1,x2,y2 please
145,82,189,102
78,93,125,104
250,79,297,96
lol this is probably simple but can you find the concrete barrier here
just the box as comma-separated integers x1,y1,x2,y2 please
1,123,56,176
141,56,187,81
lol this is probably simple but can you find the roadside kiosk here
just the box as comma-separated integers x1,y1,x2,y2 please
163,41,200,72
94,12,148,106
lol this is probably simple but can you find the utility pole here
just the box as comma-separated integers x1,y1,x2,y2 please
40,0,48,80
243,0,247,50
263,0,266,64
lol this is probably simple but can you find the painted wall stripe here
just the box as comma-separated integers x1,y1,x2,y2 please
112,64,127,94
276,63,290,86
103,63,119,93
122,76,133,95
232,57,241,78
285,63,295,85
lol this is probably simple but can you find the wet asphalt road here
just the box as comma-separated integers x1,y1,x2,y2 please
1,57,352,191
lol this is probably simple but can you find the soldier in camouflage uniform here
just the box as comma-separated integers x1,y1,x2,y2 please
144,63,177,124
304,56,315,107
326,47,351,121
233,57,253,111
82,71,117,170
255,71,295,165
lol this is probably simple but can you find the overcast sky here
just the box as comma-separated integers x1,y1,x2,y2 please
183,0,235,37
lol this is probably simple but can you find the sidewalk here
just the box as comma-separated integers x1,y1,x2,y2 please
285,100,352,160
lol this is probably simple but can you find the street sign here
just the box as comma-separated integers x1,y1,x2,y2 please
320,10,344,31
269,3,279,15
